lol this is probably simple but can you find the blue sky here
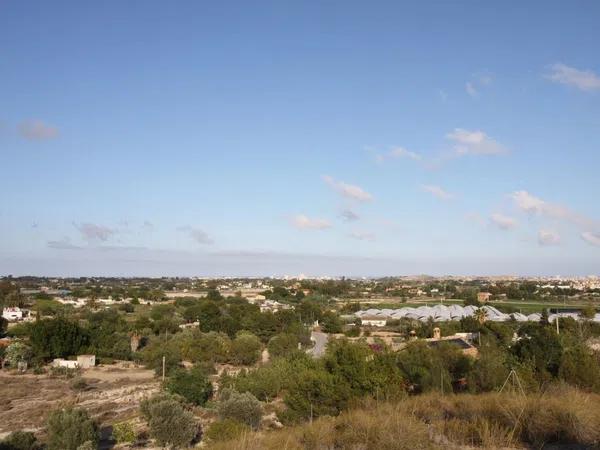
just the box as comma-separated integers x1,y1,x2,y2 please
1,1,600,277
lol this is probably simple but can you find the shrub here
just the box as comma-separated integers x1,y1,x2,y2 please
4,342,32,368
0,431,40,450
165,366,213,406
140,392,199,448
112,421,136,444
205,419,250,442
267,333,299,358
46,407,99,450
70,377,88,391
229,332,262,366
217,389,263,429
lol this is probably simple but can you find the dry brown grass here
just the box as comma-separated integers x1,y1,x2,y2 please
206,385,600,449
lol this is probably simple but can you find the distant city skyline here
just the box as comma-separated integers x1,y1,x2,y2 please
1,1,600,276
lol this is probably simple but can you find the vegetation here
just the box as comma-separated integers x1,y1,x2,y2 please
140,392,199,448
165,366,213,406
45,407,99,450
217,389,263,430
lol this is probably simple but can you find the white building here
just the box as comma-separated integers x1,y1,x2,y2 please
360,315,387,327
2,307,24,321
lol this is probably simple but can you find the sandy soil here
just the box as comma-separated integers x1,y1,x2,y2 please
0,364,159,439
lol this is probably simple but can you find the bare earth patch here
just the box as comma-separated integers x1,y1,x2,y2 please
0,364,159,439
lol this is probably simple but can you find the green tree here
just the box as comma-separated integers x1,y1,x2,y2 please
267,333,299,358
5,342,32,367
29,318,88,360
46,407,99,450
217,389,263,429
284,368,351,419
165,366,213,406
140,392,198,448
229,332,262,366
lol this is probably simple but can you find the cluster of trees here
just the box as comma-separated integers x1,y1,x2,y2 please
219,317,600,424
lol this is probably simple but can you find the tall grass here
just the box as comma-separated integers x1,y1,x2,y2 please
206,385,600,449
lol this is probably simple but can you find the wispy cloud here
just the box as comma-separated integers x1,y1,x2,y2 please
538,229,560,246
74,222,116,242
177,225,214,244
421,184,453,200
446,129,508,156
581,231,600,247
466,72,493,97
290,214,331,230
465,82,478,97
490,213,518,230
349,231,375,241
546,63,600,92
322,175,373,202
511,191,592,227
374,146,422,164
18,120,59,141
47,237,82,250
389,146,421,160
340,209,360,222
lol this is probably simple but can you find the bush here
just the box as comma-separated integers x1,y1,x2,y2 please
112,421,136,444
140,392,199,448
217,389,263,429
70,377,88,391
46,407,99,450
165,366,213,406
267,333,299,358
229,332,262,366
0,431,40,450
205,419,250,442
4,342,32,368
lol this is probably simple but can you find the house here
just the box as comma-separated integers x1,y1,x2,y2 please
477,292,492,303
53,358,80,369
52,354,96,370
77,354,96,369
425,328,478,357
2,307,24,321
360,315,387,327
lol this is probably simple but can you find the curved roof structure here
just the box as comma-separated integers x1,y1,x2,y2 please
355,305,600,323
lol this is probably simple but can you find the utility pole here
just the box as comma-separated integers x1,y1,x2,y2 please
162,356,166,382
556,316,560,335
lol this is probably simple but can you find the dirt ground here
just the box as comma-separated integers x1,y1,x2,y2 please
0,363,159,439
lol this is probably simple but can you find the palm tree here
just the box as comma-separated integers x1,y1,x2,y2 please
474,307,488,325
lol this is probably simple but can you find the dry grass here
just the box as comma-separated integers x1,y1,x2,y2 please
206,386,600,449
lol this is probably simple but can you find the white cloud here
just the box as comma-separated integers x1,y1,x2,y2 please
511,191,591,227
18,120,59,140
177,225,214,244
581,231,600,247
490,213,518,230
421,184,453,200
340,209,360,222
322,175,373,202
349,231,375,241
446,129,508,156
291,214,331,230
546,63,600,92
465,82,478,97
538,229,560,246
389,146,421,160
74,222,116,241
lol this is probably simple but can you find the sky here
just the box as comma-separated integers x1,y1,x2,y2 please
1,1,600,277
